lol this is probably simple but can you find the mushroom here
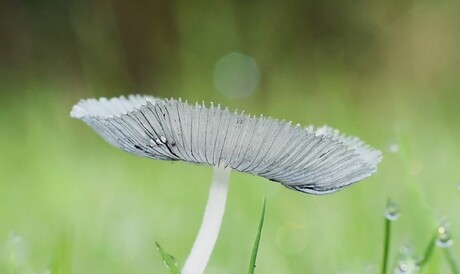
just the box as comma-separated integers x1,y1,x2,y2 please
71,95,382,274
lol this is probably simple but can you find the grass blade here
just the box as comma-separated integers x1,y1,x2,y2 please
444,248,460,274
382,199,399,274
248,198,267,274
155,241,181,274
436,221,459,274
418,231,437,269
381,217,391,274
50,231,73,274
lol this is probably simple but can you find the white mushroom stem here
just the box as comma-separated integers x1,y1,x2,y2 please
182,166,231,274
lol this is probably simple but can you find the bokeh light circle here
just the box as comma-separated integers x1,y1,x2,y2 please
214,52,260,98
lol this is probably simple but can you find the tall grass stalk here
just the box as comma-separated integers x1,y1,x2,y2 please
443,248,460,274
418,231,436,271
381,216,392,274
248,198,267,274
382,199,399,274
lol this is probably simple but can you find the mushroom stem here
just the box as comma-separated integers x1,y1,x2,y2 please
182,166,231,274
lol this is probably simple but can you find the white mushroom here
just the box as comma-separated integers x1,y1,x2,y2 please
71,95,382,274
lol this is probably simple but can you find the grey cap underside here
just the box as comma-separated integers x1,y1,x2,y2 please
71,95,382,195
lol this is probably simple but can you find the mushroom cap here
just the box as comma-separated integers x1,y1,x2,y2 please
71,95,382,195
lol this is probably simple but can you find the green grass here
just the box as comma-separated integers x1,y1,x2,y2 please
248,198,266,274
2,0,460,271
2,18,460,270
382,199,402,273
1,78,459,273
155,242,180,274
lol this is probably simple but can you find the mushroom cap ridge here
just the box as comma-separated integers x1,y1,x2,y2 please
71,95,382,195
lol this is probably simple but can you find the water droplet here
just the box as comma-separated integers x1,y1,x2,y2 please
396,262,407,274
385,200,400,221
160,136,167,143
389,143,399,153
437,223,453,248
149,139,157,146
394,244,420,274
394,261,419,274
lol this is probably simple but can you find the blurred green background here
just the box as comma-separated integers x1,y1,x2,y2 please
1,0,460,273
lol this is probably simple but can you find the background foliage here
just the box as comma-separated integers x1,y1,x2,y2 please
1,0,460,273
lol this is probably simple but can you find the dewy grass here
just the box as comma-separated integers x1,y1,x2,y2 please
387,213,460,273
394,244,419,274
381,199,399,274
436,222,459,274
